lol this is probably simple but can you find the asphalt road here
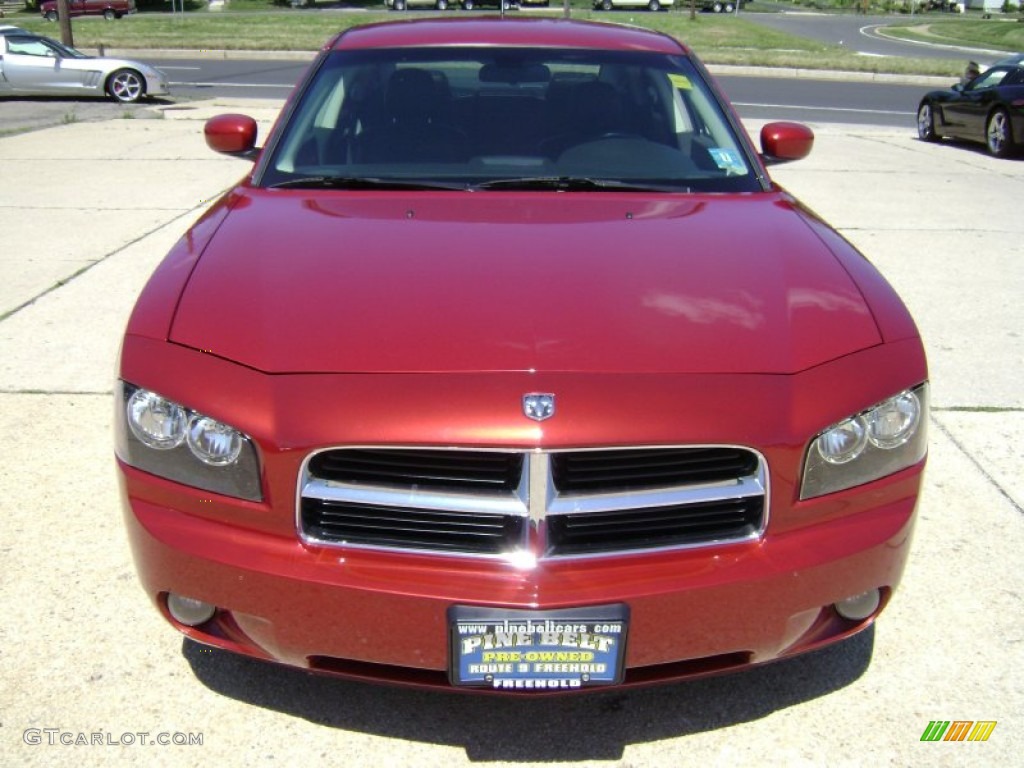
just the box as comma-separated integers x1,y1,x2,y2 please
722,74,928,127
741,8,1013,62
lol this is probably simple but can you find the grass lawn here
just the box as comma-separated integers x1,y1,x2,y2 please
881,18,1024,52
9,5,1016,76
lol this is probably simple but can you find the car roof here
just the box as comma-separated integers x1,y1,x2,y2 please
0,28,38,39
993,53,1024,67
328,18,688,56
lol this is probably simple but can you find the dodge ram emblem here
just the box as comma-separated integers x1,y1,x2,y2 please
523,394,555,421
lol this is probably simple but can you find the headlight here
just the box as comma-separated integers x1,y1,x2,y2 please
865,390,921,449
801,384,928,500
126,389,187,450
815,416,867,465
187,415,244,466
115,381,262,501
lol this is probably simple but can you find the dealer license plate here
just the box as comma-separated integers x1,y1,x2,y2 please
449,605,629,691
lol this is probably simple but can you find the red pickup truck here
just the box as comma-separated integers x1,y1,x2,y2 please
40,0,136,21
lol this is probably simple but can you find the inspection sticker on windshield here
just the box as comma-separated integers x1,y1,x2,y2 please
668,73,692,91
449,605,628,690
708,147,747,175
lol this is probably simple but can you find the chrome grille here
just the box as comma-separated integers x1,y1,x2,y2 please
299,446,767,560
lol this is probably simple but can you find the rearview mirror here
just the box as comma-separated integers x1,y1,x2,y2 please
479,62,551,84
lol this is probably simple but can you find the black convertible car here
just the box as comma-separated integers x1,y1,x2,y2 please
917,60,1024,158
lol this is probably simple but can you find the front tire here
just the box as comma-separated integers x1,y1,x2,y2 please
107,69,146,104
917,101,939,143
45,10,58,20
602,0,612,8
103,8,115,19
986,108,1013,158
462,0,473,8
647,0,660,9
436,0,447,8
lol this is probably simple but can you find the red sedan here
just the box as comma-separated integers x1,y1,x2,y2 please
116,18,928,693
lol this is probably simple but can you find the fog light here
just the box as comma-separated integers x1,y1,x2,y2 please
167,594,216,627
834,589,881,621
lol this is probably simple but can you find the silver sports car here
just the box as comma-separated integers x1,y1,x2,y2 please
0,28,168,103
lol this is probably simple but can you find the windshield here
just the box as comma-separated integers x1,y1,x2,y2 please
261,47,760,193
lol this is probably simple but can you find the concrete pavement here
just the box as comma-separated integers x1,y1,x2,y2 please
0,99,1021,766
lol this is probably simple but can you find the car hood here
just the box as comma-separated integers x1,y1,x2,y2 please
169,190,881,375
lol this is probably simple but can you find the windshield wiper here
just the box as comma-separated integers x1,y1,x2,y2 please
268,176,466,191
473,176,687,193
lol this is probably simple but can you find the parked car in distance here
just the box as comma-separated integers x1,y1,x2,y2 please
385,0,453,10
593,0,674,9
917,61,1024,157
40,0,136,21
701,0,750,11
0,28,167,102
385,0,529,9
118,17,928,694
459,0,516,8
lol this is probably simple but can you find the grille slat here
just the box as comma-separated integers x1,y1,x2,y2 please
547,499,762,556
310,448,523,492
300,447,765,558
317,509,511,533
552,447,758,492
302,500,525,555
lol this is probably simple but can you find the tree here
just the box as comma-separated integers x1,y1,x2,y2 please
57,0,74,47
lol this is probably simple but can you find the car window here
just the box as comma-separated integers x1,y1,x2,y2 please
968,68,1010,91
6,37,58,58
4,34,84,59
263,47,760,193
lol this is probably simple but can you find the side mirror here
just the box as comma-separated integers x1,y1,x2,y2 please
204,114,259,159
759,121,814,165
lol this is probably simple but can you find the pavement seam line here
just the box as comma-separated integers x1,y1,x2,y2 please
934,406,1024,414
0,198,225,325
0,390,111,396
931,413,1024,518
837,226,1021,235
856,134,1024,181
